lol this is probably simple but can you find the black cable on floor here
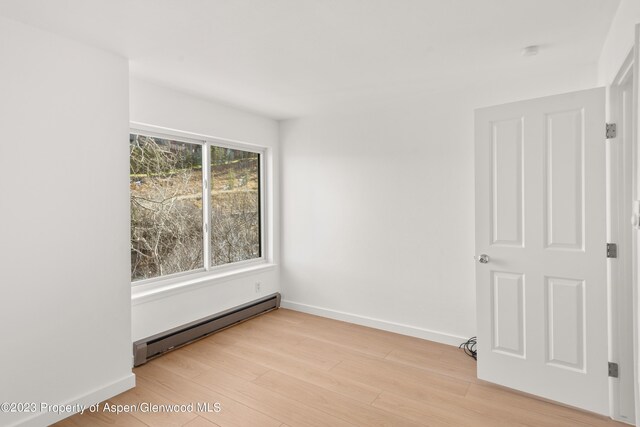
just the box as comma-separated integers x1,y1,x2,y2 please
459,336,477,360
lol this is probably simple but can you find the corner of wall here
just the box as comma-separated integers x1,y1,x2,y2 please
597,1,640,85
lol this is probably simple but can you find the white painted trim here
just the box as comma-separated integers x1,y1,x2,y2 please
632,23,640,427
9,374,135,427
132,263,277,306
130,121,266,151
607,49,636,425
202,142,211,270
281,300,467,347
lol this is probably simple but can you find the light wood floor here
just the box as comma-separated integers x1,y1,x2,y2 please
55,308,626,426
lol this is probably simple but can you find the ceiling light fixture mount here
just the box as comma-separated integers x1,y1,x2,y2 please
522,45,539,57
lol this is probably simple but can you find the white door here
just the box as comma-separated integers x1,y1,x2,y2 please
475,88,608,415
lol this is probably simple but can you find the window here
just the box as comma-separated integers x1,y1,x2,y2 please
130,131,263,283
210,147,261,266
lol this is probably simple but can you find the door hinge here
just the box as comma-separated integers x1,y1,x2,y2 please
609,362,619,378
607,243,617,258
606,123,617,139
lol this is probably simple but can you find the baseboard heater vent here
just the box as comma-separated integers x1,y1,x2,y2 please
133,292,281,366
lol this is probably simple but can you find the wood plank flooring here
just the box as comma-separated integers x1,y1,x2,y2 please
54,309,626,426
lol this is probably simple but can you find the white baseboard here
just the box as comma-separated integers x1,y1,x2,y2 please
11,373,136,427
280,300,468,347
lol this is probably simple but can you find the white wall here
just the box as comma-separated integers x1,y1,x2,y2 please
129,78,280,341
598,0,640,85
280,65,597,344
0,17,133,427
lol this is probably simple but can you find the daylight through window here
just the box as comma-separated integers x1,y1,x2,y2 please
130,133,262,282
210,147,261,266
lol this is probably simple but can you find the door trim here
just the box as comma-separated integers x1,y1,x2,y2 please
608,49,635,424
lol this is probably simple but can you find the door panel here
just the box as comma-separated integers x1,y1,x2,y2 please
475,87,607,415
491,271,525,357
491,118,524,247
544,109,584,250
545,276,585,371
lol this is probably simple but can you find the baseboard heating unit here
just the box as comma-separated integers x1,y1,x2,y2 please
133,292,281,366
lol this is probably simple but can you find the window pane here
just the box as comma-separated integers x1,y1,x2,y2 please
130,134,203,281
211,146,261,266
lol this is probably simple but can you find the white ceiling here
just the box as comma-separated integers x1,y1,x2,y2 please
0,0,620,119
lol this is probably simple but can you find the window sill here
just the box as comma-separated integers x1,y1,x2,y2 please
131,262,277,306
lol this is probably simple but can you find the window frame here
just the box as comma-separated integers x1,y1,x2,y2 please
129,122,268,289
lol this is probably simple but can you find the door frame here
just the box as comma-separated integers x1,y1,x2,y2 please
608,50,636,424
633,24,640,427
